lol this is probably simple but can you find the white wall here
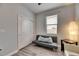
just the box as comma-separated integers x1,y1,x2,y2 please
0,4,35,56
75,4,79,21
0,4,18,56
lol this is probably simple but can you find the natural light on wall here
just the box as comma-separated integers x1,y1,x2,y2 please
68,21,79,42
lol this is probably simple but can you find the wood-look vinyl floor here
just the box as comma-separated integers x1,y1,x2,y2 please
13,44,64,56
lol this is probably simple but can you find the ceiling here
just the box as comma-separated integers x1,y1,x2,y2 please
24,3,71,13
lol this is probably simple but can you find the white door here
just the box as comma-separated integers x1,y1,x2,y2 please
18,16,33,49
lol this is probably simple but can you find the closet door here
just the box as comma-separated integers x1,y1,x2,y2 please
18,16,33,49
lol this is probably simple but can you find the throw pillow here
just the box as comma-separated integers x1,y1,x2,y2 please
38,36,53,43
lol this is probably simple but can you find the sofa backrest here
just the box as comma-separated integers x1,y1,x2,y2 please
36,35,57,43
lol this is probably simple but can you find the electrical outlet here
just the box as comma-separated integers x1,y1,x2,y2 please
0,49,2,51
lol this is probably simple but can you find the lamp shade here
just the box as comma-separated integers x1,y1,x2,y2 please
68,21,79,42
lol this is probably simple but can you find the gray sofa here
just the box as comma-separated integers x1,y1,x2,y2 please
33,35,58,49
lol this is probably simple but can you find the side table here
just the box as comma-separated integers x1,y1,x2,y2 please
61,39,78,52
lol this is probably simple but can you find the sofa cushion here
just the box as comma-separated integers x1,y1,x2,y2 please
34,40,58,49
36,35,57,43
38,36,53,43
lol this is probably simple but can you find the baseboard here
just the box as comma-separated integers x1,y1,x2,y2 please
5,49,19,56
18,40,33,50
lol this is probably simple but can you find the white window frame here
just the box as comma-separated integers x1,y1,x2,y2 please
46,14,58,35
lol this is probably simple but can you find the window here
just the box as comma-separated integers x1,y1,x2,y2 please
46,15,57,34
